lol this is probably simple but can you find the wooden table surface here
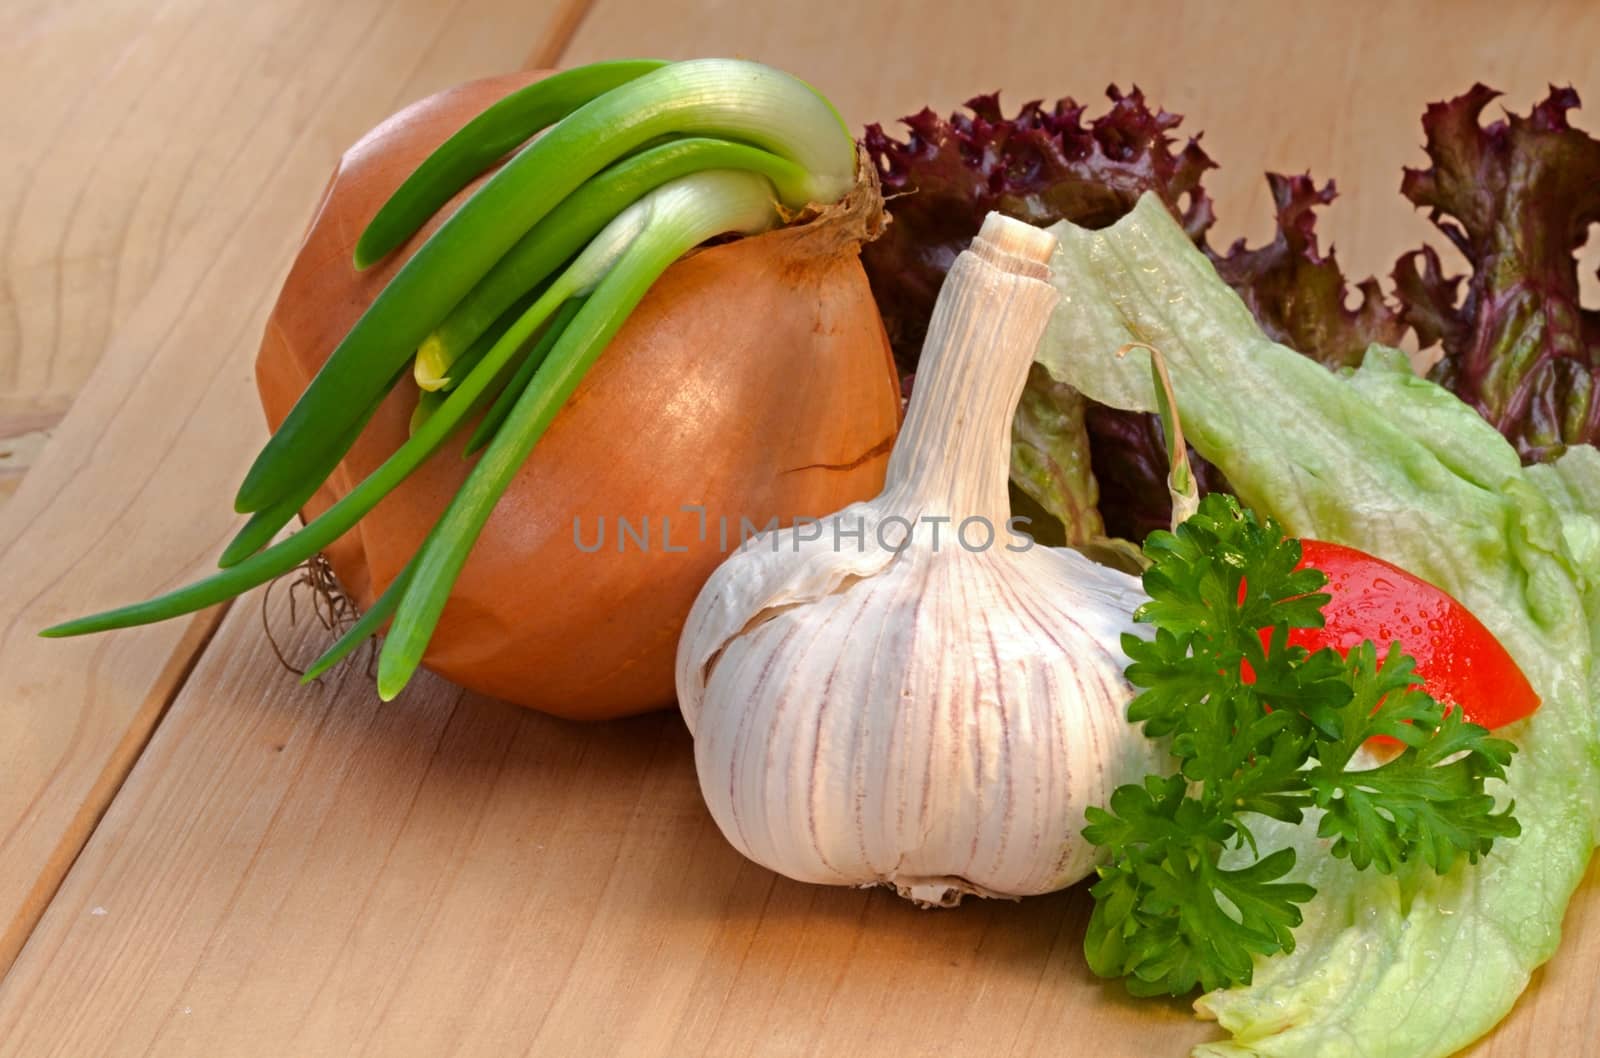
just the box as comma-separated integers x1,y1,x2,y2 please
2,1,1598,1055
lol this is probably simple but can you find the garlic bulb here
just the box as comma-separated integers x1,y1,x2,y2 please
676,213,1163,906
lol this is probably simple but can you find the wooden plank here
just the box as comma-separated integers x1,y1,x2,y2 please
3,1,1600,1056
566,0,1600,287
0,0,588,505
0,0,587,976
0,413,54,502
0,590,1214,1057
5,581,1595,1057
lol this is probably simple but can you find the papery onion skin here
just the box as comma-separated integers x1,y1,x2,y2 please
255,71,901,719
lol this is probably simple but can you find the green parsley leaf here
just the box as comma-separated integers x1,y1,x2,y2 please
1306,642,1520,874
1083,493,1520,996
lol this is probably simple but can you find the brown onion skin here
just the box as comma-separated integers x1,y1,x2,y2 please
256,72,901,719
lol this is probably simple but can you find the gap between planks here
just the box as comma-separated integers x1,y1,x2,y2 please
0,607,229,972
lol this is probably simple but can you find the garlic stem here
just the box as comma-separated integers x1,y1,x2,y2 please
885,215,1060,520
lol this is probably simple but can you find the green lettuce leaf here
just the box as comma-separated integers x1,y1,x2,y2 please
1009,363,1147,572
1010,362,1107,545
1039,192,1600,1058
1526,445,1600,647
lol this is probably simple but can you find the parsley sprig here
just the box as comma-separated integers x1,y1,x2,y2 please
1083,494,1520,997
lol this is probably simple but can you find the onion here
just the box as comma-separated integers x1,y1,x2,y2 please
255,72,901,718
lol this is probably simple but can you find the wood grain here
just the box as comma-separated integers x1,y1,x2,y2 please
3,586,1594,1057
566,0,1600,291
0,412,53,502
0,587,1215,1058
2,1,1599,1056
0,0,589,977
0,0,589,503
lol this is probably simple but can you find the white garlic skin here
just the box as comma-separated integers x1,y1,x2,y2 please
677,215,1163,906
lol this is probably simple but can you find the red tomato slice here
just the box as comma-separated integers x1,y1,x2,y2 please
1287,540,1540,731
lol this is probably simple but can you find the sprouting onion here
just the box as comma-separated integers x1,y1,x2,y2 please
234,59,854,515
44,59,862,702
378,171,779,696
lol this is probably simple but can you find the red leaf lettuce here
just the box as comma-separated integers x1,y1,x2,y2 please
862,84,1599,541
1394,84,1600,462
862,89,1401,541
